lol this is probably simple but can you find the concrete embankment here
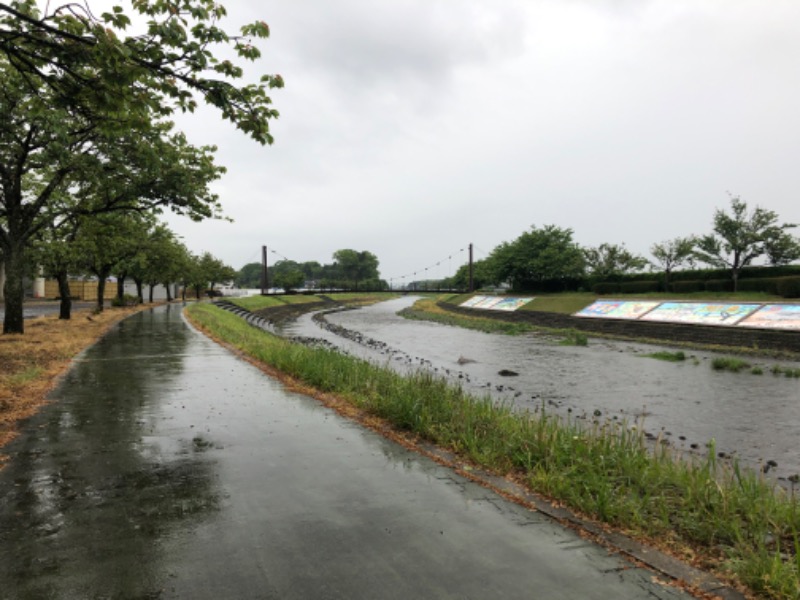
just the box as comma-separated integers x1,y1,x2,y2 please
439,301,800,354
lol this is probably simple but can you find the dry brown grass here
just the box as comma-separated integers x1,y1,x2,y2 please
0,304,155,463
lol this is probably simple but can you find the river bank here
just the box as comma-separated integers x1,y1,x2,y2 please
437,299,800,355
191,299,798,599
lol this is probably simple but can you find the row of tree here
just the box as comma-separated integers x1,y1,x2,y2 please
237,249,384,292
0,1,282,334
444,197,800,292
31,210,236,319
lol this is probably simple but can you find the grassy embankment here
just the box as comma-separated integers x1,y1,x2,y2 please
406,292,800,361
187,300,800,599
441,290,785,316
228,292,396,312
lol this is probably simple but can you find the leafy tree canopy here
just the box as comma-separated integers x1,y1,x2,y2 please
0,0,283,143
332,249,380,289
236,262,263,289
650,236,696,284
488,225,585,290
583,243,648,280
694,196,798,289
0,0,282,333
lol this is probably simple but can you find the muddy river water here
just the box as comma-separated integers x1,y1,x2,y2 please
278,296,800,482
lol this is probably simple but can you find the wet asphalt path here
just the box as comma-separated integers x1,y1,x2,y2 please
0,304,694,599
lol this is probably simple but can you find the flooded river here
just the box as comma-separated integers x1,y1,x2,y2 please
279,297,800,481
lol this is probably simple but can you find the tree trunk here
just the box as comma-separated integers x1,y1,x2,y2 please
164,282,173,302
95,271,111,312
57,271,72,320
116,274,126,301
148,282,156,303
2,244,25,334
133,278,144,303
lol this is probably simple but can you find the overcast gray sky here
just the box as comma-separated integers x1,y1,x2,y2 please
167,0,800,285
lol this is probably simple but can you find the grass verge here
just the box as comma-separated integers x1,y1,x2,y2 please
187,301,800,599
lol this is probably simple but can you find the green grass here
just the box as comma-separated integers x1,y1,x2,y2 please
7,366,44,387
229,295,322,311
712,357,752,372
517,293,596,315
324,292,398,303
558,329,588,346
771,365,800,379
230,292,398,312
399,298,535,335
642,351,687,362
187,302,800,599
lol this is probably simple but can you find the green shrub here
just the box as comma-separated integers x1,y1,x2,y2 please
776,276,800,299
111,294,140,307
737,278,781,294
591,282,620,295
559,329,588,346
705,279,735,293
711,357,750,372
670,280,706,294
643,351,686,362
619,280,661,294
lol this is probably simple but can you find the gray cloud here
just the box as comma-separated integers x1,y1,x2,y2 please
167,1,800,281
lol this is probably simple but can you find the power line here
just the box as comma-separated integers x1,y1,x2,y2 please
257,244,474,290
385,246,468,285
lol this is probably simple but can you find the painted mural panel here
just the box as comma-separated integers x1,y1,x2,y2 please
460,296,533,311
640,302,760,325
575,300,660,320
460,295,489,308
491,297,533,311
472,296,505,309
738,304,800,330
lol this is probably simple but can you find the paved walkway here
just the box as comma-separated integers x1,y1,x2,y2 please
0,304,701,599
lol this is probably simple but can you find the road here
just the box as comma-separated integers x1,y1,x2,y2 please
0,304,704,599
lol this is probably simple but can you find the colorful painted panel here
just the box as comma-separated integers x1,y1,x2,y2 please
640,302,760,326
738,304,800,330
490,297,533,311
460,295,489,308
472,296,505,309
575,300,660,320
460,296,533,311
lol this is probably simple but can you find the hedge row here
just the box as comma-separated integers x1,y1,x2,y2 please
591,276,800,298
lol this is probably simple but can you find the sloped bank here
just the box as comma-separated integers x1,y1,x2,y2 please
438,301,800,354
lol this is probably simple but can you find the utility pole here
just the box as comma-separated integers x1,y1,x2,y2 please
260,246,268,295
468,243,474,293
